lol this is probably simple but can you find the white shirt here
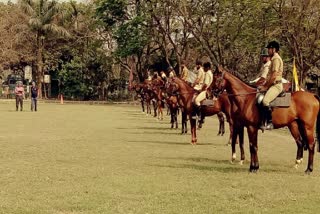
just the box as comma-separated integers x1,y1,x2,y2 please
204,70,213,89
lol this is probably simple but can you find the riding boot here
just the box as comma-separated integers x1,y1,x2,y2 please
192,105,201,120
259,106,266,131
265,106,273,130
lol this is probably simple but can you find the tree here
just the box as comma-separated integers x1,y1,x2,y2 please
275,0,320,85
19,0,70,98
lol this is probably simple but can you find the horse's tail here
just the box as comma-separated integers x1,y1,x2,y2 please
315,95,320,153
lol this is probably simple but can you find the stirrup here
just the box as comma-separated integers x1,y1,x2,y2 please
265,123,274,130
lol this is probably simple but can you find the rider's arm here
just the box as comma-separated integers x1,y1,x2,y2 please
265,58,281,87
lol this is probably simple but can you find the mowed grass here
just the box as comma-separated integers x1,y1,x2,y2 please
0,102,319,214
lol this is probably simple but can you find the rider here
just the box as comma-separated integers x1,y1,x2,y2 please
146,70,152,81
160,70,167,82
168,66,176,78
250,48,271,87
194,62,213,122
259,41,284,130
180,61,189,81
192,60,205,118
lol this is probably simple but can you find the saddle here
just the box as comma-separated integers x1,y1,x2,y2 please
200,99,216,106
257,91,291,107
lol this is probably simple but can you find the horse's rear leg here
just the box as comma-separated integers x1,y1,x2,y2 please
288,122,304,168
305,127,316,174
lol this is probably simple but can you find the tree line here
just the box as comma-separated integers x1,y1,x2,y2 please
1,0,320,99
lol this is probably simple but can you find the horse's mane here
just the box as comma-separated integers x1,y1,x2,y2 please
219,67,247,83
173,77,194,91
219,67,256,91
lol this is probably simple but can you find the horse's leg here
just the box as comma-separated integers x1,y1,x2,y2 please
190,116,197,144
153,100,157,117
217,114,222,135
157,101,161,120
141,98,145,112
239,125,245,165
231,125,239,163
146,100,150,116
181,111,187,134
305,127,316,174
247,126,259,172
288,122,304,168
175,108,178,129
221,117,225,136
160,101,164,120
170,108,174,128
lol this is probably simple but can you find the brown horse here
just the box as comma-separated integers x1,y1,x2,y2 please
216,67,320,173
167,77,235,144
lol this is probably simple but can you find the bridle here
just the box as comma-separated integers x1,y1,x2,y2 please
214,71,259,97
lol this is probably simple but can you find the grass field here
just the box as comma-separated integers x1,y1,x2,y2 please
0,102,319,214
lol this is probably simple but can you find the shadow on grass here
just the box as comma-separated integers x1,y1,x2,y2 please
117,126,174,130
128,140,190,146
125,131,180,135
128,140,213,146
153,157,288,173
151,163,248,173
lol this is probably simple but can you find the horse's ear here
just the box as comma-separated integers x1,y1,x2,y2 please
217,65,224,73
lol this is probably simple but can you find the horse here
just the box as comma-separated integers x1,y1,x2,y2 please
167,77,235,144
216,66,320,173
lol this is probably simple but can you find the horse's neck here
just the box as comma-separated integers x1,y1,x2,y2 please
224,72,257,111
175,79,193,106
225,72,255,95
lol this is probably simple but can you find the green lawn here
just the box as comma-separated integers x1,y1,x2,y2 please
0,102,319,214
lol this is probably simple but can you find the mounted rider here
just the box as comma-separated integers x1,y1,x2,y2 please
259,41,284,130
180,61,189,81
193,61,213,119
168,66,176,78
250,48,271,87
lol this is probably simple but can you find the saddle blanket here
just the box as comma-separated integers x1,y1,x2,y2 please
270,93,291,107
201,99,215,106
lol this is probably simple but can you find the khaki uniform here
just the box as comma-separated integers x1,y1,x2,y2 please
195,70,213,106
262,53,283,106
180,67,189,81
260,60,271,79
193,67,205,91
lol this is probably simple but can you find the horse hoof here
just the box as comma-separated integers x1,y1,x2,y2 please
239,160,244,165
305,168,313,174
295,159,303,165
294,164,299,169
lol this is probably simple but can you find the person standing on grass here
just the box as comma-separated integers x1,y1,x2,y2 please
30,81,38,111
14,81,24,111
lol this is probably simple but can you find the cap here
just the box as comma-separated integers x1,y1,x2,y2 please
260,48,269,56
266,41,280,51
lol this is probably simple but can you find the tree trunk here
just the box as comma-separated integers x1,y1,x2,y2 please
37,34,43,99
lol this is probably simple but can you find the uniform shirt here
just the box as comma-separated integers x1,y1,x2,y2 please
268,52,283,82
15,86,24,96
260,60,271,79
203,70,213,90
169,71,176,78
180,67,189,81
250,61,271,84
193,67,205,90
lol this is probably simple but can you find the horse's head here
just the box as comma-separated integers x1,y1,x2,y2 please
212,66,227,95
165,78,179,96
